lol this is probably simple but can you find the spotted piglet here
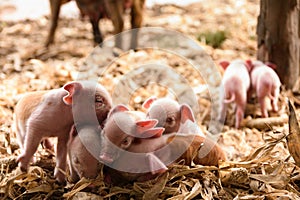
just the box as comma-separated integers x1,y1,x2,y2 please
14,81,112,183
218,60,251,128
248,60,281,117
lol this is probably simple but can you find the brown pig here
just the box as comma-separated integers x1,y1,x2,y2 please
45,0,145,49
142,97,204,135
14,81,112,183
99,105,226,183
248,60,281,117
67,125,102,183
218,60,251,128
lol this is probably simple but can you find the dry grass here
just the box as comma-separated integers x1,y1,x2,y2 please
1,0,300,199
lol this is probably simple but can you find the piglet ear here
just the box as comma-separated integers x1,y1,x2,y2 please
219,61,230,70
142,96,157,109
265,61,277,70
108,104,129,118
63,81,83,105
138,127,165,138
180,104,195,123
135,119,158,133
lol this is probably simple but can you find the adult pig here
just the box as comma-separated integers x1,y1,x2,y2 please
14,80,112,183
249,60,281,117
45,0,145,49
143,97,203,135
67,125,102,183
218,60,251,128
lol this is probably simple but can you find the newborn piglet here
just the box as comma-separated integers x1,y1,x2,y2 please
100,105,226,183
14,81,112,183
218,60,251,128
248,60,281,117
143,97,204,136
67,125,102,183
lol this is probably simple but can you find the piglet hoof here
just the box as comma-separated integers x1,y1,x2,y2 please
19,164,28,172
17,156,29,172
54,169,66,184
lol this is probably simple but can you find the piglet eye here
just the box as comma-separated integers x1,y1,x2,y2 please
95,96,104,104
166,117,174,123
122,138,129,145
121,137,132,149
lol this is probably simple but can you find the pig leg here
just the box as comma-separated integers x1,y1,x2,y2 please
17,129,43,172
108,1,124,49
129,0,145,49
258,95,268,118
271,87,279,112
235,105,245,128
235,95,246,128
54,134,69,183
90,19,103,45
15,122,26,150
45,0,62,47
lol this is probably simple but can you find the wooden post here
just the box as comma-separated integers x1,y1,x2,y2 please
257,0,300,89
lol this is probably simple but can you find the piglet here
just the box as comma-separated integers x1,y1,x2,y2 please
218,60,251,128
248,60,281,117
143,97,203,136
99,104,164,164
67,125,102,183
100,105,226,183
14,81,112,183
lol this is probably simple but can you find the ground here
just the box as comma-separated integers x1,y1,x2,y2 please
0,0,300,199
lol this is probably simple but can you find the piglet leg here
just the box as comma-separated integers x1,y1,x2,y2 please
17,129,42,172
235,107,243,128
271,88,280,112
235,102,246,128
54,134,69,183
258,96,268,118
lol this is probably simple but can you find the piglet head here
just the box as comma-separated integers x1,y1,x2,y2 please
144,97,196,134
62,81,112,125
99,104,164,164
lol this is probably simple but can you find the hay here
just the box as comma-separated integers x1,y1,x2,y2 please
1,0,300,199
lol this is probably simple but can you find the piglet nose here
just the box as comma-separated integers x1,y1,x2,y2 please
99,154,114,164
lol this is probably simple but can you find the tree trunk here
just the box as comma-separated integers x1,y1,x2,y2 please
257,0,300,89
